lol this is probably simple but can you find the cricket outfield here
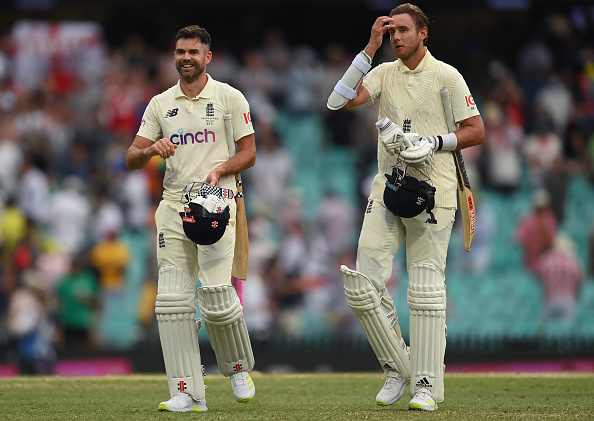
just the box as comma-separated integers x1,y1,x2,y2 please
0,372,592,420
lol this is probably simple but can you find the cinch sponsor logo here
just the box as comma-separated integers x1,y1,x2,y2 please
170,128,216,145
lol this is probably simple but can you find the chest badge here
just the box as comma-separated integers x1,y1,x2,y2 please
201,102,219,126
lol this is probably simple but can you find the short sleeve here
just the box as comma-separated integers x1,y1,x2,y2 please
136,97,162,141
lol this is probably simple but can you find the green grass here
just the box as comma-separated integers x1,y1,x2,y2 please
0,372,593,420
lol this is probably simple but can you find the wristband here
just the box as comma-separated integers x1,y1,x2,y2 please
432,132,457,151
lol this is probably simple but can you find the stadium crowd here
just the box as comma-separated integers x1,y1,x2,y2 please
0,6,593,373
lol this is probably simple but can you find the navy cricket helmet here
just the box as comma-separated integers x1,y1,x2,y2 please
179,182,231,245
384,167,437,224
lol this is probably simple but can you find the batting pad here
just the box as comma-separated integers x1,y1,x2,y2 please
341,265,411,379
197,285,255,376
155,265,205,400
407,263,447,402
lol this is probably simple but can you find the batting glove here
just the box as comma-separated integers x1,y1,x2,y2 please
376,117,419,155
191,194,228,214
400,136,435,168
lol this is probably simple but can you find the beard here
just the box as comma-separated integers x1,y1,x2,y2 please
394,42,420,62
176,62,204,83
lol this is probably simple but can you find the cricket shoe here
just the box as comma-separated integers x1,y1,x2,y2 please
376,371,409,406
158,392,208,412
231,371,255,402
408,391,438,411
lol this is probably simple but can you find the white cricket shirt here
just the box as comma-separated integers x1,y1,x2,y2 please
363,49,480,208
137,75,254,201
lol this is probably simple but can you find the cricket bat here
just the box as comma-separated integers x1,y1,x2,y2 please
440,87,475,252
224,114,249,280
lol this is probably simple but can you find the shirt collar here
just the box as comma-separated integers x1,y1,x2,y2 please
397,47,431,74
174,73,213,99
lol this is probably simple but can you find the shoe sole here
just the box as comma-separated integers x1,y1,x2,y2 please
158,404,208,412
236,397,253,403
409,402,436,411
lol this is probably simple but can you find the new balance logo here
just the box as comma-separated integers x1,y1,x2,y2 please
165,108,179,118
366,200,374,214
158,232,165,248
416,377,432,388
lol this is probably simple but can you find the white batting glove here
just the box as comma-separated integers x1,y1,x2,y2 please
191,194,227,214
376,117,419,155
400,136,435,168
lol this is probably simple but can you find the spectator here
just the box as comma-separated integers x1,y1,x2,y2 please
17,152,50,227
522,107,563,189
480,100,523,194
6,270,55,374
55,255,100,350
89,230,130,292
46,176,92,255
245,120,292,221
534,233,583,331
516,188,558,274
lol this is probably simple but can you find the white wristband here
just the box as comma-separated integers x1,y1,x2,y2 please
433,132,457,151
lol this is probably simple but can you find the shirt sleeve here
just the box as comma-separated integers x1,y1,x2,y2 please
451,76,480,125
362,63,388,104
136,97,162,142
229,89,255,142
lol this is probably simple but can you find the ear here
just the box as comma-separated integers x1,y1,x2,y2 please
419,27,428,42
206,51,213,64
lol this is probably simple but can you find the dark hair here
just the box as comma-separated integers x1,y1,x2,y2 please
175,25,211,50
389,3,429,42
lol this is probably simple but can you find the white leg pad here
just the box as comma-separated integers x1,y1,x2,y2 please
407,263,447,402
341,265,411,379
197,285,255,376
155,265,205,401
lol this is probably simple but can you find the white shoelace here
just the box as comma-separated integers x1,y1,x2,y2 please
232,373,248,386
382,376,400,391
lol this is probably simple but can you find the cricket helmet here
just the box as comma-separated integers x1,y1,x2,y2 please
180,182,231,245
383,166,437,224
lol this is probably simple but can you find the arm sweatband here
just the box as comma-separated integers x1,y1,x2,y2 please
327,51,372,110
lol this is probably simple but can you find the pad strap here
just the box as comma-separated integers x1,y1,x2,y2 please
352,54,372,73
333,80,358,100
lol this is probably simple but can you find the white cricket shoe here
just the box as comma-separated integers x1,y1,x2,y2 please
230,371,255,402
376,371,409,406
158,393,208,412
408,391,438,411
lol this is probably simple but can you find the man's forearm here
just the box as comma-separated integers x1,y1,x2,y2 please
126,145,155,170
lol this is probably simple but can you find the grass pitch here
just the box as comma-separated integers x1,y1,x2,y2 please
0,372,592,420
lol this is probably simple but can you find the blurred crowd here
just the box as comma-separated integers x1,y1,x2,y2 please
0,6,593,373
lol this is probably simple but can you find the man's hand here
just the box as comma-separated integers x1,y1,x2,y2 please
151,137,177,159
205,167,224,186
400,136,435,168
365,16,395,58
376,117,419,156
126,135,177,170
